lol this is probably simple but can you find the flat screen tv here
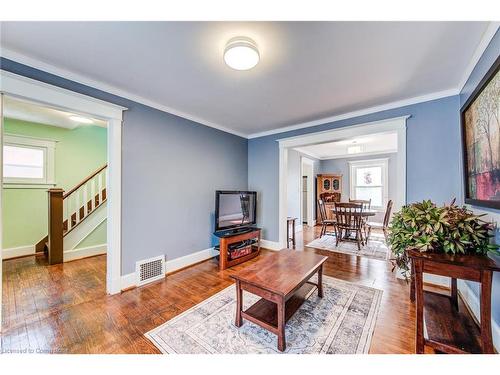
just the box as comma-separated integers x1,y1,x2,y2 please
215,190,257,232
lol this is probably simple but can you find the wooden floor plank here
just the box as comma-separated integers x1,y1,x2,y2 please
2,227,420,354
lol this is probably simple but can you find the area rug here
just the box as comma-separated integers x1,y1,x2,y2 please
305,233,390,261
145,275,382,354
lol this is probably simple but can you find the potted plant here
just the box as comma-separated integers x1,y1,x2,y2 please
387,199,499,279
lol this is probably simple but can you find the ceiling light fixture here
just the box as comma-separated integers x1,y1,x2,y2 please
69,115,93,124
347,145,363,154
224,37,260,71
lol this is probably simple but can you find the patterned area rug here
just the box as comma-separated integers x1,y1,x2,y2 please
306,233,389,261
145,275,382,354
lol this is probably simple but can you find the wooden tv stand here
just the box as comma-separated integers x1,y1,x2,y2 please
214,228,261,271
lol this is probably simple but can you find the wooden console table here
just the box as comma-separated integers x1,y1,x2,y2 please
408,249,500,354
215,228,261,271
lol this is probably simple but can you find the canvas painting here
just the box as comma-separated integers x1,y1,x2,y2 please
462,59,500,209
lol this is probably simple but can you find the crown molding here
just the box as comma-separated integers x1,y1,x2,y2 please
247,88,458,139
3,20,496,142
1,48,248,139
458,22,499,93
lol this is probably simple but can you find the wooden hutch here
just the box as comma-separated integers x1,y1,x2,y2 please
316,174,342,223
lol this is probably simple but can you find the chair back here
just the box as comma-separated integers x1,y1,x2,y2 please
383,200,393,229
333,202,363,230
317,199,328,221
349,198,371,210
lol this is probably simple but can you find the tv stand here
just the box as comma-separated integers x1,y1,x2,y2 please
214,228,261,270
217,227,255,237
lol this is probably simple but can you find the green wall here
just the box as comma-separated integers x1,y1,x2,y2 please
2,118,107,249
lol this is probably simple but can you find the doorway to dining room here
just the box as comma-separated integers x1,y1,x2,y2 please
279,116,407,250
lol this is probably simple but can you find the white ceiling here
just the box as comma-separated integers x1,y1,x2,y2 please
3,96,107,129
295,132,398,159
0,22,494,137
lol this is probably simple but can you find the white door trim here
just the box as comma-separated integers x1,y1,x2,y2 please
277,116,408,248
300,156,315,227
0,71,126,305
0,93,4,330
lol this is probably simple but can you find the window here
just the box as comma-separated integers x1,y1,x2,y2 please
349,158,388,209
3,134,56,188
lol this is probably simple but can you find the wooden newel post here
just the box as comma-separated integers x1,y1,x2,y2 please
48,188,64,265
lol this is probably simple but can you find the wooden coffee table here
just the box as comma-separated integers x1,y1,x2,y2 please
230,250,328,351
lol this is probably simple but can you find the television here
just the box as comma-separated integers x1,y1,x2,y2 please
215,190,257,233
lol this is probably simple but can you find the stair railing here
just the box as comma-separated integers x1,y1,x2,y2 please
47,164,107,264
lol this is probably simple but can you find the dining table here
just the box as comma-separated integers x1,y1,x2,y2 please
328,208,377,245
329,208,377,217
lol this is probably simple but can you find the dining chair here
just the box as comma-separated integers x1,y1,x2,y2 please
349,198,371,210
317,199,336,238
332,202,364,250
349,199,371,240
366,200,393,241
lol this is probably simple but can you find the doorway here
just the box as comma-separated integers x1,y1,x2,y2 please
278,116,408,248
300,156,315,228
0,71,126,330
302,176,307,223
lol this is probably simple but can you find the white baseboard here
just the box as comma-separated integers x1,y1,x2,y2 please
458,280,499,352
395,269,451,289
260,239,282,251
165,247,218,274
120,272,136,290
423,274,450,288
63,243,107,262
2,244,35,259
119,247,218,291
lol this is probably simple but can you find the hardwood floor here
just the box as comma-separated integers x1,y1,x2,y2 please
1,226,424,354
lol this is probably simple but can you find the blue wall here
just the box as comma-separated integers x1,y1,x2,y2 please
0,58,248,275
249,95,461,241
458,29,500,327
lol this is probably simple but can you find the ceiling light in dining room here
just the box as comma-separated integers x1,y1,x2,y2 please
224,37,260,71
69,115,94,124
347,145,363,154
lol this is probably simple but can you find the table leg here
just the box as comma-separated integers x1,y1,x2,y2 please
410,260,416,303
286,220,290,249
277,297,286,352
235,281,243,327
317,264,324,298
292,220,296,248
480,271,494,354
414,259,424,354
450,278,458,309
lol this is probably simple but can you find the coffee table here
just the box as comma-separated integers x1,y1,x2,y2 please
230,250,328,351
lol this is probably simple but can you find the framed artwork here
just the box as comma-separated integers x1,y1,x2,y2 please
461,55,500,209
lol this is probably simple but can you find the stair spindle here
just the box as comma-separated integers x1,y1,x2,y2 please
63,199,68,231
83,184,88,218
90,178,95,212
98,172,103,203
75,190,81,224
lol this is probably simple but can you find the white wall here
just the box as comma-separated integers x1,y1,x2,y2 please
287,149,319,223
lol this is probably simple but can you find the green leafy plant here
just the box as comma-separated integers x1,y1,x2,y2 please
387,199,499,279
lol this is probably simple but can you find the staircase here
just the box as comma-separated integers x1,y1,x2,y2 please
36,164,108,264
